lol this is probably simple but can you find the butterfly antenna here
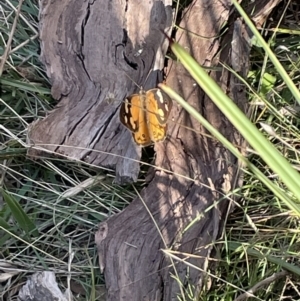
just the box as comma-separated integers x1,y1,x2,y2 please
124,68,154,90
143,68,153,87
124,72,141,90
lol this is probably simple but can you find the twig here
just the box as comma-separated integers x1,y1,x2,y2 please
234,270,288,301
0,0,24,76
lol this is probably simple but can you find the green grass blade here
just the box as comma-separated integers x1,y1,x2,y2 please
2,189,39,237
167,39,300,207
228,241,300,276
160,84,300,214
0,78,51,95
232,0,300,104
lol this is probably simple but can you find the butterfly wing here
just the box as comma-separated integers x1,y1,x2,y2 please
119,94,140,132
120,92,152,146
132,115,152,146
145,89,173,142
146,89,173,125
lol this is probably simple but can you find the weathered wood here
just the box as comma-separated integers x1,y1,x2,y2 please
28,0,172,184
18,272,71,301
95,0,237,299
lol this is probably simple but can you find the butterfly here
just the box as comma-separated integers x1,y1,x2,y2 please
119,88,173,146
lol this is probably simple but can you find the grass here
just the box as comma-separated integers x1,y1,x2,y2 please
1,0,300,300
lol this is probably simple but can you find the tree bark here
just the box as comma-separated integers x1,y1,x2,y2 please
96,0,242,299
29,0,172,184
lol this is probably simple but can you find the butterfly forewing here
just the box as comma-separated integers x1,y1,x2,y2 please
119,94,141,133
146,89,172,125
144,89,165,142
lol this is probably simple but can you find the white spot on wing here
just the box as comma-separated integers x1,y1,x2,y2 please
130,117,136,130
158,109,165,120
124,99,130,114
156,90,164,103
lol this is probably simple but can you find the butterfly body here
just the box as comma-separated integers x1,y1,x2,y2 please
120,88,173,146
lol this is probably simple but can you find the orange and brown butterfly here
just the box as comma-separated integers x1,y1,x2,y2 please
119,87,173,146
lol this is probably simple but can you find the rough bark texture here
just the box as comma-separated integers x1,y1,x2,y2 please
18,272,70,301
28,0,172,184
31,0,282,300
96,0,234,298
